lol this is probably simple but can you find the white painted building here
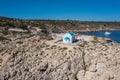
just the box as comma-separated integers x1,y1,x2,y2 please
63,32,76,43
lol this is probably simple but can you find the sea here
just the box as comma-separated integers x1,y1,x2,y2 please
79,30,120,43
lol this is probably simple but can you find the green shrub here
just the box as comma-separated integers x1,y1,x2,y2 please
0,36,11,41
51,45,57,48
1,30,9,35
69,50,72,52
92,36,100,43
0,58,3,65
79,41,87,47
12,51,19,58
73,47,76,49
63,47,68,50
16,41,23,44
45,48,50,50
93,36,98,40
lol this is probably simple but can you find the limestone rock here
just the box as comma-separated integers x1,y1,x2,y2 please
0,34,120,80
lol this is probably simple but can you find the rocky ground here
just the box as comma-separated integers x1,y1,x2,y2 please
0,33,120,80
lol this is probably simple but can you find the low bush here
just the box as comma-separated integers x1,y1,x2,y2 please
0,36,11,41
63,47,68,50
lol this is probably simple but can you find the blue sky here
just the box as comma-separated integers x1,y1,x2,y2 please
0,0,120,21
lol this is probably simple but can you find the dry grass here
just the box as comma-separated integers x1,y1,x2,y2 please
0,58,3,66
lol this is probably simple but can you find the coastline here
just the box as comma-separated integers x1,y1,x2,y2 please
73,28,120,33
77,29,120,43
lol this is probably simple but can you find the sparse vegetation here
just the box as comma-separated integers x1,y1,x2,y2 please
78,41,87,47
69,50,72,52
45,48,50,50
1,16,120,33
0,31,120,80
92,36,100,43
51,45,57,48
0,36,11,41
0,16,120,80
62,47,68,50
50,45,57,49
102,44,108,51
93,36,98,41
12,51,19,58
16,41,23,44
0,58,3,66
39,33,53,40
73,47,76,49
1,30,10,35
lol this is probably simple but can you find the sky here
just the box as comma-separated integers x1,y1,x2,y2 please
0,0,120,21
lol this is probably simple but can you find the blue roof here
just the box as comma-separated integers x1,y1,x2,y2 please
68,32,75,36
64,37,70,41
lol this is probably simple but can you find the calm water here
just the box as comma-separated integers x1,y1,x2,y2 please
79,30,120,43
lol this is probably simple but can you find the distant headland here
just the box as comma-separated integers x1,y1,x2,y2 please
0,16,120,33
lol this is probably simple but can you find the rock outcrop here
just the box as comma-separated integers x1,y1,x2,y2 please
0,34,120,80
